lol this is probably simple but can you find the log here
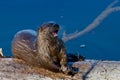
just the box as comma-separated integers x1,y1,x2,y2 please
0,58,120,80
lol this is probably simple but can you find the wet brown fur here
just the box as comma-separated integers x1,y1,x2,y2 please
12,22,68,73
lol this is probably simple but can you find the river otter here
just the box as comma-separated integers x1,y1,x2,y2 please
12,22,68,73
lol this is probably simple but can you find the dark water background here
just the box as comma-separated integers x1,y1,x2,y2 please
0,0,120,60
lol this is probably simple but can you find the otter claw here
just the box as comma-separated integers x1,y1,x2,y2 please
60,65,78,76
60,65,67,72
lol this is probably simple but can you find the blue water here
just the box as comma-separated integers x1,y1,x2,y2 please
0,0,120,60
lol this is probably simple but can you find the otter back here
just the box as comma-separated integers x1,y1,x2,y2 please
12,30,37,65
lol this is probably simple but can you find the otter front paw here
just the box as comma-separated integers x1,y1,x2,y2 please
60,65,78,76
67,67,79,76
60,65,69,74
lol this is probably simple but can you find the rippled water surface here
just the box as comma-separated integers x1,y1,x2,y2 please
0,0,120,60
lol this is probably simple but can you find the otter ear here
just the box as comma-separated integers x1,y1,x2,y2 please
38,26,43,32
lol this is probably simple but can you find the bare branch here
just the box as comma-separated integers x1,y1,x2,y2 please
106,0,119,9
62,0,120,42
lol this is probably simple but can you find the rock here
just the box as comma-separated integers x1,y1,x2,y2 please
0,58,120,80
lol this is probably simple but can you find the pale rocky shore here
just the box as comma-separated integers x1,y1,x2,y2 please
0,58,120,80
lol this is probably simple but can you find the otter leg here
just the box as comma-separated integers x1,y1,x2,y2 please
58,46,68,74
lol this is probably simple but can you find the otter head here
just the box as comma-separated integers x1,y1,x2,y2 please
38,22,60,39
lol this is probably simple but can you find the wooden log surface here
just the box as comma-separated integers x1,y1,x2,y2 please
0,58,120,80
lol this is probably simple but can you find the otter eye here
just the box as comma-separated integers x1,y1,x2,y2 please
53,24,59,28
